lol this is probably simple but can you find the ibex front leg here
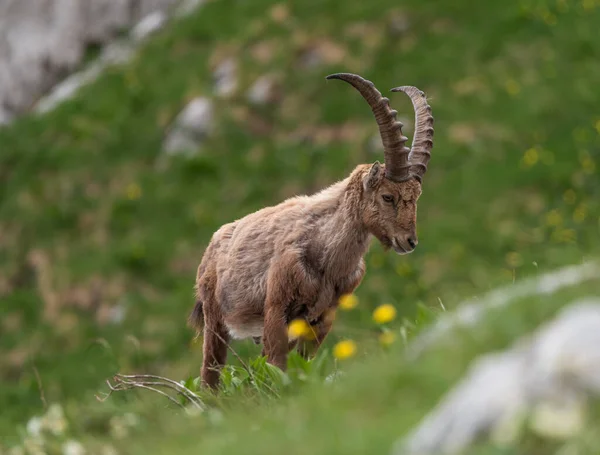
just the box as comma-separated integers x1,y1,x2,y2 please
262,303,289,370
261,258,298,371
262,254,310,371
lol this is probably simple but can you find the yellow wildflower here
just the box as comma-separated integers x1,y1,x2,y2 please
541,11,557,25
582,0,596,11
545,209,563,227
556,0,569,13
379,330,396,346
522,147,539,167
288,319,310,339
338,293,358,310
505,79,520,96
333,340,357,360
505,252,523,268
373,304,397,324
551,228,576,244
581,157,596,174
126,183,142,200
573,204,587,223
563,189,577,204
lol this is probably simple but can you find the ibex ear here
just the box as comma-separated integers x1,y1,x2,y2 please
363,161,383,192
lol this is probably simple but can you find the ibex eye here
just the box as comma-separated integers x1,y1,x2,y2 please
382,194,394,203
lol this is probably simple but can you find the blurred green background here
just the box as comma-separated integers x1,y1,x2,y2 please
1,0,599,453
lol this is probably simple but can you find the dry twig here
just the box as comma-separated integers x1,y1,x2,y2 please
96,374,206,411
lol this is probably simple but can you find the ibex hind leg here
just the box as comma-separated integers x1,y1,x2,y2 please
201,304,230,391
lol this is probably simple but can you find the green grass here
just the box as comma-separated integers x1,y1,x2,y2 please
1,0,599,452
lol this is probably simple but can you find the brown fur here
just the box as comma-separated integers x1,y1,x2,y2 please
188,161,422,390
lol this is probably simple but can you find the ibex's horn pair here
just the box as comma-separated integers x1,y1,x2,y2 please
326,73,434,183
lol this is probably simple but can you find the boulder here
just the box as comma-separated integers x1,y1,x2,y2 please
397,298,600,455
0,0,185,124
162,97,214,156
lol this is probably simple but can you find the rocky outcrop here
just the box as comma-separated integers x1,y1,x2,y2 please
406,261,600,360
393,260,600,455
396,299,600,454
0,0,183,125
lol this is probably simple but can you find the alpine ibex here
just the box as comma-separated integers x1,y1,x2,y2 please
189,73,434,389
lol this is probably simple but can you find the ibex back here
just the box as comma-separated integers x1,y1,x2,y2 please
188,73,435,390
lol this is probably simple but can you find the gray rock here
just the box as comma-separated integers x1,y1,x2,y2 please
396,298,600,455
407,261,600,360
247,75,279,105
35,64,103,114
35,40,134,115
213,58,238,98
0,0,205,126
175,0,206,17
162,97,214,156
0,107,14,125
135,0,179,19
82,0,132,44
131,11,168,42
0,0,84,115
100,41,135,66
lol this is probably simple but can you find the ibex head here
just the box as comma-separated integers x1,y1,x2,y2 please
326,73,434,255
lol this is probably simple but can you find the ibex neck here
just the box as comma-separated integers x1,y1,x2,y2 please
316,174,370,276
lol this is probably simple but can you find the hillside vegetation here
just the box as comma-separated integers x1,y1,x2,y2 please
1,0,599,453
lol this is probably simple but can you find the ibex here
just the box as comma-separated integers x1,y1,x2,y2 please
188,73,434,389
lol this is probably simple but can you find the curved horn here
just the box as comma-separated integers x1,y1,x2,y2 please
390,86,434,183
326,73,411,182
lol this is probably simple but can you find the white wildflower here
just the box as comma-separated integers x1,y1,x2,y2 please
122,413,139,428
100,444,119,455
26,417,43,437
62,440,85,455
109,416,128,440
44,403,67,436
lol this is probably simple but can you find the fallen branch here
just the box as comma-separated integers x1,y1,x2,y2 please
96,373,206,411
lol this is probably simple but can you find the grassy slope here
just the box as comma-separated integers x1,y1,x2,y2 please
137,275,600,455
1,0,599,451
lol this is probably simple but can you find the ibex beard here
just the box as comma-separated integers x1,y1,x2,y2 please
188,73,434,390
